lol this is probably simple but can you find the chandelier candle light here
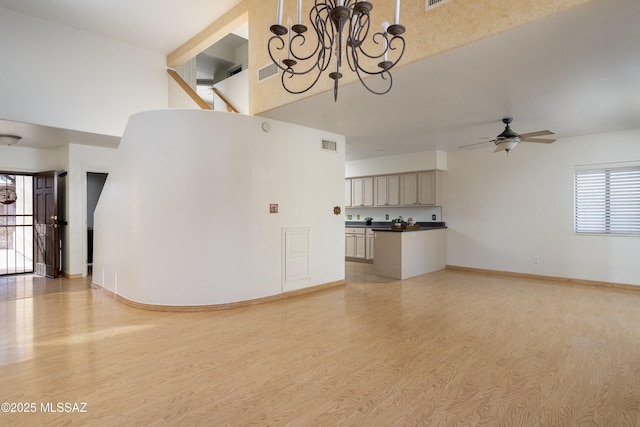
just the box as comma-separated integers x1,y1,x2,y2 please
268,0,406,101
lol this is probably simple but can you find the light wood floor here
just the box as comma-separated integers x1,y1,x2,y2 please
1,264,640,426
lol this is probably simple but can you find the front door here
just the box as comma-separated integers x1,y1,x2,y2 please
34,171,61,278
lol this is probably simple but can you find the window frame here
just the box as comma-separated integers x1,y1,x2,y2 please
574,162,640,236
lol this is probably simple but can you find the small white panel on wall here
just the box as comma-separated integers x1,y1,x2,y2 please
282,227,312,292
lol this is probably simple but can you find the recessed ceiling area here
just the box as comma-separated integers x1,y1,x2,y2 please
0,119,120,150
260,0,640,160
196,31,249,108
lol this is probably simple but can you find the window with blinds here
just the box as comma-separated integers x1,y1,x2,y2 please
574,164,640,235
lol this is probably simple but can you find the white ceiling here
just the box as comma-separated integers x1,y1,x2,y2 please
1,0,639,159
0,0,243,55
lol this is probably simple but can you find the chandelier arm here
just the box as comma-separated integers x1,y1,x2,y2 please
347,47,387,78
352,36,406,75
323,20,336,51
267,38,320,76
289,33,321,62
280,64,326,95
267,35,291,73
353,66,394,96
385,35,406,71
312,3,335,51
352,31,388,61
349,7,371,48
345,42,357,72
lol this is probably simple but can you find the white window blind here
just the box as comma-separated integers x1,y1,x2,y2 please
574,165,640,235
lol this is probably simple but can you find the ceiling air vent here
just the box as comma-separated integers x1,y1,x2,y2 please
322,140,337,152
426,0,450,10
258,62,279,82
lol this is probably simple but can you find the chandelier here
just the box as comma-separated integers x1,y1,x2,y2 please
268,0,406,101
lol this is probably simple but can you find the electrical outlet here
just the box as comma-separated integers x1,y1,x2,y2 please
432,214,436,221
385,214,389,220
533,256,539,264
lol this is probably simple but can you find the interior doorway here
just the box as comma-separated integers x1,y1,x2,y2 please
87,172,108,275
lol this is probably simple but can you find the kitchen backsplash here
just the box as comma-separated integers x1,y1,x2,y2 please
345,206,443,222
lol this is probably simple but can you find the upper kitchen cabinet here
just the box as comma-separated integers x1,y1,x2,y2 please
351,177,374,207
400,171,442,206
374,175,400,207
345,179,352,207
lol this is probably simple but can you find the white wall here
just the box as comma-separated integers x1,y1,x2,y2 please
168,74,202,109
0,8,168,136
213,69,249,115
346,150,447,177
444,129,640,286
0,145,66,173
93,110,345,306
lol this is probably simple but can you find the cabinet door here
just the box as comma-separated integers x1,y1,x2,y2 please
418,171,435,205
362,177,373,207
355,234,366,258
345,179,352,207
366,231,374,260
351,178,363,207
387,175,400,206
352,177,374,207
374,176,388,206
400,173,418,206
345,234,355,257
374,175,399,206
417,171,441,205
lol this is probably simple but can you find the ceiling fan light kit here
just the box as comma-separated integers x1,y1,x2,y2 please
268,0,406,101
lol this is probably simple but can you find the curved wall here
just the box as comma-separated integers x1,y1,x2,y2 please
92,110,345,306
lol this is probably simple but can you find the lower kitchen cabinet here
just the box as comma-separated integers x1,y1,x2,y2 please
345,227,367,259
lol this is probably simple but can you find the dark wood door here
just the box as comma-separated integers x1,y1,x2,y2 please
34,171,60,278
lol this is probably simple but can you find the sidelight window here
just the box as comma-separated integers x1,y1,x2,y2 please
1,174,34,274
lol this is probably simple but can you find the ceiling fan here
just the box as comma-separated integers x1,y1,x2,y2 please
460,118,556,154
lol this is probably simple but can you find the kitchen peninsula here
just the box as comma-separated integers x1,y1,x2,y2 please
373,225,446,280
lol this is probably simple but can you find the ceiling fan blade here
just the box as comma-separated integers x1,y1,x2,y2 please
458,140,493,149
522,137,557,144
519,130,555,138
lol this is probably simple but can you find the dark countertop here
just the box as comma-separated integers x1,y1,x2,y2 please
372,226,447,232
346,221,446,231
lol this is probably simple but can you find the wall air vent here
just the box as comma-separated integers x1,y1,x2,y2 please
321,140,337,152
426,0,450,10
258,62,279,82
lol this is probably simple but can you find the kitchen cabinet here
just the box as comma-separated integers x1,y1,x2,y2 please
345,227,366,259
400,173,418,205
374,175,400,206
400,171,442,206
345,179,352,207
366,228,375,260
351,177,373,207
